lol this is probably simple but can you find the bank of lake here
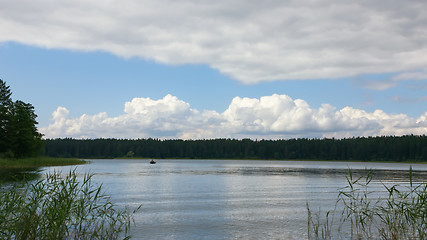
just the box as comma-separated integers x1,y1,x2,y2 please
0,157,87,169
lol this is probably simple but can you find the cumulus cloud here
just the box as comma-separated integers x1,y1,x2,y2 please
1,1,427,83
40,94,427,139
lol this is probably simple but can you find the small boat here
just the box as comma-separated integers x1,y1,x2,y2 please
150,159,156,164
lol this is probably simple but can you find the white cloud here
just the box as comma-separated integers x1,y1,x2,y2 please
392,69,427,81
391,96,427,103
40,94,427,139
1,1,427,83
361,81,399,91
356,69,427,90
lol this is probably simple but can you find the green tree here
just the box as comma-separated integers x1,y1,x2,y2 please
0,79,43,158
9,100,43,157
0,79,13,155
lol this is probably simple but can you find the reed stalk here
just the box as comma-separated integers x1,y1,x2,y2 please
307,167,427,239
0,169,140,239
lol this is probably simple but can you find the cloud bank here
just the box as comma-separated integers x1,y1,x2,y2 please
40,94,427,139
1,1,427,83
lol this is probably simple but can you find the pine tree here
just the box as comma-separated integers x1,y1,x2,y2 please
0,81,12,103
9,100,43,157
0,79,13,155
0,79,43,158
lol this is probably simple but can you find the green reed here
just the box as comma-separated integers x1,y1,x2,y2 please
0,169,140,239
307,166,427,239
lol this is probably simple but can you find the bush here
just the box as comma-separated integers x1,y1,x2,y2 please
0,170,140,239
0,150,15,159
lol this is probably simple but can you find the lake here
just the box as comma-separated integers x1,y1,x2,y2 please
41,159,427,239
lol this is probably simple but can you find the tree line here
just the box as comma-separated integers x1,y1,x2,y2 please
44,135,427,161
2,77,426,162
0,79,43,158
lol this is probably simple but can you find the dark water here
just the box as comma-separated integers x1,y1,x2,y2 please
0,167,40,182
41,160,427,239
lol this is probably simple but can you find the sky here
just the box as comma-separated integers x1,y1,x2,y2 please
1,0,427,139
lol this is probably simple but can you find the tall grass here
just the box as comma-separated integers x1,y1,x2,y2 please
307,167,427,239
0,169,140,239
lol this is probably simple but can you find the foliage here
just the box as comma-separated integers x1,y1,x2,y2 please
0,79,43,158
307,167,427,239
44,135,427,161
0,170,140,239
0,79,13,156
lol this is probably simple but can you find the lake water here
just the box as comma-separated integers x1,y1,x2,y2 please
41,159,427,239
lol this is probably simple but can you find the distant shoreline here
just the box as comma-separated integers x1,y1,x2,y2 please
43,136,427,162
108,157,427,164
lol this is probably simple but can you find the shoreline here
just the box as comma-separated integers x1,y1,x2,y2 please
0,157,87,169
2,157,425,169
112,157,427,164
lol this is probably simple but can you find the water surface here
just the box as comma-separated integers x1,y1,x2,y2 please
43,159,427,239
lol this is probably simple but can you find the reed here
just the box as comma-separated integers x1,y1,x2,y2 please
307,167,427,239
0,169,140,239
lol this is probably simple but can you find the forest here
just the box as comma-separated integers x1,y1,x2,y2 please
44,135,427,162
2,79,426,163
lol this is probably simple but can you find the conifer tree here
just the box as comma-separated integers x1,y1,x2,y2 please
0,79,42,158
0,79,12,154
9,100,43,157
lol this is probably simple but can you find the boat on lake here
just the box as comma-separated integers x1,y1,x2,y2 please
150,159,156,164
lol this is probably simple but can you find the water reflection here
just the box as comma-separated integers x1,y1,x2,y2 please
0,168,41,183
43,159,427,239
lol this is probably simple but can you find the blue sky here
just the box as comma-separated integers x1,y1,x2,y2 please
1,1,426,139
